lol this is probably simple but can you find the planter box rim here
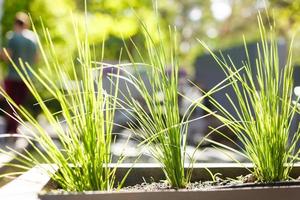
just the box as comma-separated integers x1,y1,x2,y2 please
2,163,300,200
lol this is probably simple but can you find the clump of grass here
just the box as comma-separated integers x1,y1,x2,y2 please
197,13,300,182
122,25,188,189
113,16,231,188
0,14,125,191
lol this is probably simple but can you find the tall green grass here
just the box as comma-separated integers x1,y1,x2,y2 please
121,25,188,189
112,16,233,187
197,13,300,182
0,15,125,191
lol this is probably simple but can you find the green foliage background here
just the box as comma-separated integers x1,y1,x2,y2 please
1,0,300,77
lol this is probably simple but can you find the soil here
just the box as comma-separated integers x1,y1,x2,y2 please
118,176,244,192
119,178,300,192
119,181,219,192
44,174,300,194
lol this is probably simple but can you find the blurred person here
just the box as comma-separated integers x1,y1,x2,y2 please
1,12,38,133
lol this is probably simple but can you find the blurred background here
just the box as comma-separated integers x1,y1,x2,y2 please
0,0,299,169
0,0,299,76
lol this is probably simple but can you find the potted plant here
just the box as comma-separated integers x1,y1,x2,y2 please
0,11,129,194
193,12,300,186
1,7,300,200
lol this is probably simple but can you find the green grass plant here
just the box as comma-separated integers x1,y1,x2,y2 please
122,26,188,189
0,15,125,191
111,16,234,188
197,13,300,182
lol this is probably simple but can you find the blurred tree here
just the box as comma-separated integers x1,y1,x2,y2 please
269,0,300,64
1,0,299,76
1,0,160,66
